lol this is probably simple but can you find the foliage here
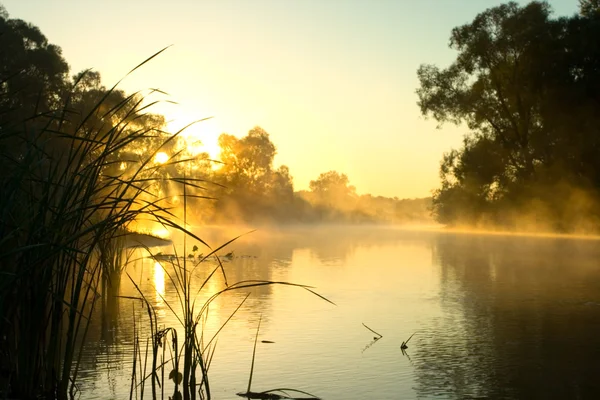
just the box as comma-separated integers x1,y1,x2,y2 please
418,1,600,231
218,127,277,192
0,8,69,126
309,171,357,209
579,0,600,17
0,9,200,399
181,132,432,225
204,127,295,223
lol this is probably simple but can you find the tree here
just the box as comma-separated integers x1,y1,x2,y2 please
0,8,69,126
579,0,600,16
417,1,600,229
417,2,561,182
69,70,167,137
211,126,296,222
217,126,276,193
309,171,357,210
270,165,294,202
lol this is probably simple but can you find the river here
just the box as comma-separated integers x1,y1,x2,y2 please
76,225,600,399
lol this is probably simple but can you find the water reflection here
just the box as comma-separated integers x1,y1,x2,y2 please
75,227,600,399
412,233,600,399
153,261,165,301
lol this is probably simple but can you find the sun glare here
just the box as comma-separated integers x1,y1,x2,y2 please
154,152,169,164
153,261,165,301
165,111,222,160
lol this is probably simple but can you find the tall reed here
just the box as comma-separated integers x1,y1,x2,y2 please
127,235,334,400
0,48,333,400
124,185,334,400
0,50,195,400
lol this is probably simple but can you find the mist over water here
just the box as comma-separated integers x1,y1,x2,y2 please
76,225,600,399
4,2,600,398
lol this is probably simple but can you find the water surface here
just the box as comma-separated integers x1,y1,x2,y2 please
78,226,600,399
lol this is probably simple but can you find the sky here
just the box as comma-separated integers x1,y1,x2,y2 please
2,0,579,198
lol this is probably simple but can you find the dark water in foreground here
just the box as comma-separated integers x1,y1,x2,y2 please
77,226,600,399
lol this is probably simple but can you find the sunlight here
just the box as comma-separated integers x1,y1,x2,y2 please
165,111,222,160
152,227,170,238
153,261,165,302
154,152,169,164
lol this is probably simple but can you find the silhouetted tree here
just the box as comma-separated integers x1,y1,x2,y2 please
418,1,600,230
0,7,69,126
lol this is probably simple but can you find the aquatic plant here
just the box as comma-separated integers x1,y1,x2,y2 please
236,315,322,400
126,221,334,400
0,49,203,399
123,180,335,400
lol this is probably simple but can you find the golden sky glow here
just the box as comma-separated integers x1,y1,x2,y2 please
2,0,578,198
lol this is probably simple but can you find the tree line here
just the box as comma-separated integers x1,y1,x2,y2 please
418,0,600,232
0,5,431,228
162,126,432,225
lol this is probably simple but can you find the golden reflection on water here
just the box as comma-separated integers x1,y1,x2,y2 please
153,261,165,302
79,227,600,399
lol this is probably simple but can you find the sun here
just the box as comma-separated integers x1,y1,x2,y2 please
154,152,169,164
166,112,222,160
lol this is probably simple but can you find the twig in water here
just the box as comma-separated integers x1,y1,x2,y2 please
362,323,383,340
401,332,416,350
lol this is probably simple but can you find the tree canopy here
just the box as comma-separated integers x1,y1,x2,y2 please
0,7,69,126
418,1,600,231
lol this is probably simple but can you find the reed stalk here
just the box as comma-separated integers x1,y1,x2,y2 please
0,49,201,399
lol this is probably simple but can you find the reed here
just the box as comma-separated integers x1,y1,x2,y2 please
125,222,334,400
0,47,333,400
0,49,197,399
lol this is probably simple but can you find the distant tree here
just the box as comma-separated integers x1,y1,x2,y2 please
212,126,296,221
270,165,294,201
309,171,357,210
217,126,276,193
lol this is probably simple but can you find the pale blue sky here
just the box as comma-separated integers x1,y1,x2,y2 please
2,0,579,198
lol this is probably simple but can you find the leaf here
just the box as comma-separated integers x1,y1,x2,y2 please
169,369,183,385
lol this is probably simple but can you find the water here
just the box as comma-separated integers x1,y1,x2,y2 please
77,226,600,399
